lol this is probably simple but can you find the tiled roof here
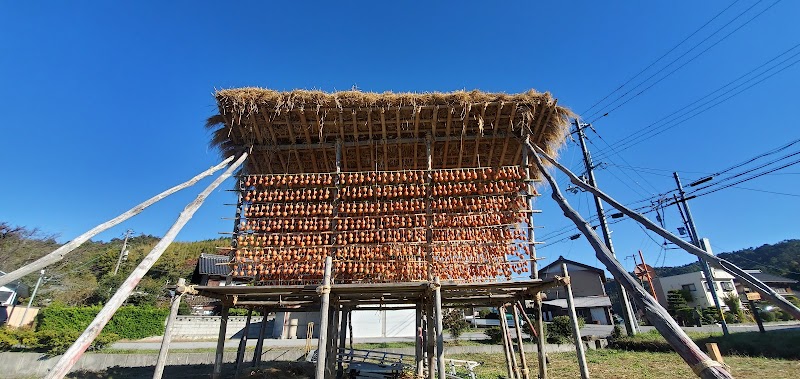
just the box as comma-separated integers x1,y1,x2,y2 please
751,271,798,284
197,253,230,276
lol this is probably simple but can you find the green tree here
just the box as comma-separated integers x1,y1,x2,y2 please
443,309,470,341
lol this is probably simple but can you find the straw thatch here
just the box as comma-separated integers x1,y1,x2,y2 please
207,88,572,175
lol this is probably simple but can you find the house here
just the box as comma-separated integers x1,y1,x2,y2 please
537,256,613,325
191,253,231,286
652,268,739,310
735,269,797,299
0,271,30,325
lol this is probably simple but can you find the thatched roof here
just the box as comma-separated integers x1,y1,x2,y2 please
207,88,572,175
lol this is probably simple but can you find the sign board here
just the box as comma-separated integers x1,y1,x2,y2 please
746,292,761,301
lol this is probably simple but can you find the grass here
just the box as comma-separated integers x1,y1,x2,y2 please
612,329,800,359
450,350,800,379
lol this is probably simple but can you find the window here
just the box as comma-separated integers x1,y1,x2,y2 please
682,284,696,292
704,282,718,291
721,281,734,292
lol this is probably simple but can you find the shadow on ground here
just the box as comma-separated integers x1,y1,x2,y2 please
68,361,314,379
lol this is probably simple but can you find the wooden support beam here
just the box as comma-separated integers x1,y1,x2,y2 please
499,305,517,379
337,307,350,379
512,304,531,379
413,107,421,170
298,111,319,172
425,296,435,379
488,102,504,166
235,308,254,377
285,114,304,172
315,256,333,379
252,308,268,367
434,278,445,379
525,144,732,379
562,264,590,379
212,306,230,379
259,112,288,171
326,301,339,378
380,110,388,169
525,140,800,321
45,153,247,379
0,157,234,288
535,293,547,379
415,302,424,378
153,279,184,379
443,109,453,167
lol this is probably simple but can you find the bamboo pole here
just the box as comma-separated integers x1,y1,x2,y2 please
252,307,268,367
426,297,435,379
511,304,531,379
315,256,333,379
326,302,340,378
235,308,254,377
212,305,230,379
152,279,185,379
498,305,517,379
434,277,445,379
45,153,247,379
0,156,235,288
525,144,732,379
525,140,800,321
415,302,424,378
337,307,349,379
561,264,589,379
534,294,547,379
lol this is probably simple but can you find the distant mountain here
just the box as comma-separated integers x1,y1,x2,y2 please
652,239,800,282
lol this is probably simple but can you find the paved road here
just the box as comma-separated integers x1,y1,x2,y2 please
111,321,800,350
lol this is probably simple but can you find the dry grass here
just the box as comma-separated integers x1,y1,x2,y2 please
450,350,800,379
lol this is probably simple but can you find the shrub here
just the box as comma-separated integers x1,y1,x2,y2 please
760,310,776,322
477,309,492,318
38,303,169,340
443,310,470,340
547,316,584,344
610,325,623,339
0,328,17,351
520,316,544,343
484,327,503,344
228,308,261,317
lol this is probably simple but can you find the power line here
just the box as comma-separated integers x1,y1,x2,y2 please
587,0,781,122
730,186,800,198
580,0,744,116
688,157,800,198
593,42,800,159
689,149,800,193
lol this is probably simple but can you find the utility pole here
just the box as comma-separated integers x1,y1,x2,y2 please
113,229,133,276
575,119,637,336
673,172,729,336
20,269,45,326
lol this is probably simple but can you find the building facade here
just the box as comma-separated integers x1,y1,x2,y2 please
653,268,739,310
537,256,613,325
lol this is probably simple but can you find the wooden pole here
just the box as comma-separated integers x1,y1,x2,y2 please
337,307,349,379
45,153,247,379
326,302,340,378
252,308,268,367
521,132,539,279
434,277,445,379
0,156,234,288
512,304,531,379
212,306,230,379
152,278,184,379
511,304,533,379
426,297,436,379
748,300,766,333
235,308,254,377
562,264,590,379
525,144,733,379
526,140,800,321
498,305,517,379
415,302,424,378
315,256,333,379
534,293,547,379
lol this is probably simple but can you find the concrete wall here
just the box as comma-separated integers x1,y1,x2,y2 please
170,315,269,340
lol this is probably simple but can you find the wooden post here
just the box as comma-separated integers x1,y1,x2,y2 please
415,302,424,378
45,153,248,379
337,306,349,379
252,308,268,366
525,143,733,379
748,299,766,333
434,277,445,379
534,293,547,379
0,156,235,288
152,278,185,379
705,343,724,364
525,140,800,321
512,304,531,379
235,308,254,377
315,256,333,379
212,305,230,379
498,305,516,379
326,302,340,378
426,297,435,379
562,264,590,379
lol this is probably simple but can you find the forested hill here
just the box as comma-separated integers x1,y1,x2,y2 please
0,222,230,307
652,239,800,282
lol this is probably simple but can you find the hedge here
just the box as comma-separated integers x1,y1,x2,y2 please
38,303,169,340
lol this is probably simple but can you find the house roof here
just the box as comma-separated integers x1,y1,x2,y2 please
542,296,612,309
748,271,798,284
206,88,572,174
538,256,605,276
196,253,230,276
0,271,29,295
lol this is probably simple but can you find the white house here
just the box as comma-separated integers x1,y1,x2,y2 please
653,267,739,310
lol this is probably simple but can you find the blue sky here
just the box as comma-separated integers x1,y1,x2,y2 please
1,1,798,272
